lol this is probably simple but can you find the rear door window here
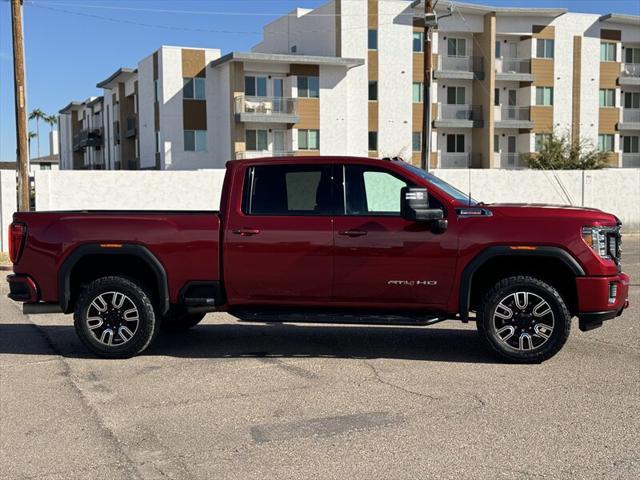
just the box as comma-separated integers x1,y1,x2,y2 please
245,164,335,215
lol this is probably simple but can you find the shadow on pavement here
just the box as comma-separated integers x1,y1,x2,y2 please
0,321,502,364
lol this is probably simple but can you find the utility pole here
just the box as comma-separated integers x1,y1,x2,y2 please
420,0,435,172
11,0,30,211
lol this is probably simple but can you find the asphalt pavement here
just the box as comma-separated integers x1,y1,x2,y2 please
1,236,638,479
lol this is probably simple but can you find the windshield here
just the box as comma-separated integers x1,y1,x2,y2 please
398,162,478,204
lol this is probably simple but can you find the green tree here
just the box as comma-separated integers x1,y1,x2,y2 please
523,132,608,170
28,108,46,159
27,131,37,159
44,114,57,134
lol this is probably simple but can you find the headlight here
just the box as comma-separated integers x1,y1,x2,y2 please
582,226,619,260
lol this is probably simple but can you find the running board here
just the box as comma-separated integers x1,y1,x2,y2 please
232,309,446,326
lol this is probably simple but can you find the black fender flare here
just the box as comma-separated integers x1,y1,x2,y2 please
458,246,585,322
58,243,170,314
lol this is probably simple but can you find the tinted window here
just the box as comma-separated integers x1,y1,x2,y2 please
246,165,334,215
344,166,408,216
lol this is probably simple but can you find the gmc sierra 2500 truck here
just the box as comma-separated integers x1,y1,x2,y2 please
7,156,629,362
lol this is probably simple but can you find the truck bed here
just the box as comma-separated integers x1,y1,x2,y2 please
12,210,221,306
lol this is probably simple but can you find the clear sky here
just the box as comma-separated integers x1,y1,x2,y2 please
1,0,639,161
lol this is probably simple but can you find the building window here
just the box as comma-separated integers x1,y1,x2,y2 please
368,131,378,151
41,164,52,170
535,134,551,152
368,29,378,50
625,47,640,64
413,32,423,52
412,82,423,103
298,129,319,150
536,39,554,59
599,89,616,107
600,42,617,62
598,134,614,152
154,80,160,102
495,41,501,58
412,132,421,152
447,38,466,57
246,129,268,151
297,76,320,98
494,88,500,106
446,134,465,153
493,135,499,153
624,91,640,108
155,131,161,153
244,76,267,97
447,86,465,105
184,130,206,152
622,136,639,153
368,81,378,101
535,87,553,106
183,77,205,100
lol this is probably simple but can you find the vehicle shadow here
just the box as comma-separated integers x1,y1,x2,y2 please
0,321,501,364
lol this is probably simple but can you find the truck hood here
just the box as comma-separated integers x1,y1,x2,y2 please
483,203,619,225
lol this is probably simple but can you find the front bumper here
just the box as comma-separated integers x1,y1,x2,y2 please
577,272,630,332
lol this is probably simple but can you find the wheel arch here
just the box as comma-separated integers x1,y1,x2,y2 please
459,246,585,322
58,244,170,315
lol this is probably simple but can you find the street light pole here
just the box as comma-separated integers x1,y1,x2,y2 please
420,0,435,172
11,0,30,211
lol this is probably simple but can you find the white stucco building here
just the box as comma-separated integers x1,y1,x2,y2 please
58,1,640,170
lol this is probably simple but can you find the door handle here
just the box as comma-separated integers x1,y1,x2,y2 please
338,230,367,237
233,228,260,236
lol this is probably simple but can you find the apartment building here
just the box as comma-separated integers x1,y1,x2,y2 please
59,1,640,170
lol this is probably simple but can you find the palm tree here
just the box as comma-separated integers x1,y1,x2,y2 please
28,131,37,159
28,108,46,159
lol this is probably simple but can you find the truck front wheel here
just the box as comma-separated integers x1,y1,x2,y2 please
73,276,160,358
476,275,571,363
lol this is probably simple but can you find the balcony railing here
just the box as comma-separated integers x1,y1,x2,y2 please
496,57,531,74
621,153,640,168
621,63,640,78
437,55,483,73
439,153,482,169
235,150,295,160
73,128,103,152
438,104,483,121
498,153,527,169
234,95,299,123
622,108,640,123
495,106,531,121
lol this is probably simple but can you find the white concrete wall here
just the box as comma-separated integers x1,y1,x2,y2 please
0,170,17,252
32,168,640,230
138,54,156,170
34,170,226,211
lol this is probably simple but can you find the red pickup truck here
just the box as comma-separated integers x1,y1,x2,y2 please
7,156,629,362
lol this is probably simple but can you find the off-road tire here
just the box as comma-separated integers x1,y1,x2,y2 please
74,276,159,358
476,275,571,363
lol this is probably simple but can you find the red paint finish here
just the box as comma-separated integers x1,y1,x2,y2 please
9,156,630,323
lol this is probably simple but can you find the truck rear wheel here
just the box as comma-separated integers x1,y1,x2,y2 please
73,276,159,358
476,275,571,363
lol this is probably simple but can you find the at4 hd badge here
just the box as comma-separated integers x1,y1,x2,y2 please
387,280,438,286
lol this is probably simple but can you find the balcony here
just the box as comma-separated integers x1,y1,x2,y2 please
124,117,137,139
622,153,640,168
619,108,640,131
496,58,533,82
234,96,299,124
73,128,103,152
235,150,295,160
439,152,483,169
433,104,483,128
620,63,640,85
434,56,484,80
497,152,527,169
494,106,533,129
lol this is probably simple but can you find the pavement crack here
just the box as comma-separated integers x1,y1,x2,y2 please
362,360,441,401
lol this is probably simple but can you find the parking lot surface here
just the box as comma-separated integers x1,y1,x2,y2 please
1,236,638,480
